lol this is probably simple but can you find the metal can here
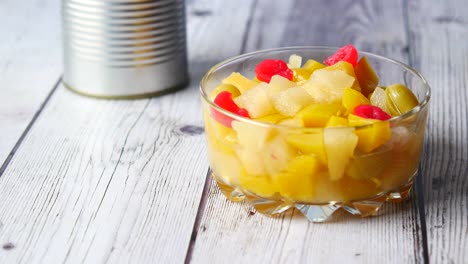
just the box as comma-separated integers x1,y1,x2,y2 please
62,0,188,98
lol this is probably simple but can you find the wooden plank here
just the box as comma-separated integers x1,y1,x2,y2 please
0,0,255,263
190,0,427,263
406,0,468,262
0,0,62,166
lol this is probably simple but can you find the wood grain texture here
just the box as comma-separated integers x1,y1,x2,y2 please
190,1,426,263
0,0,62,166
0,0,255,263
406,0,468,262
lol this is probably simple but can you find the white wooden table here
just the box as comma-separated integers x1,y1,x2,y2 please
1,0,467,263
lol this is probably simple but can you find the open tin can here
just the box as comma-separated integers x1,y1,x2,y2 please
62,0,188,98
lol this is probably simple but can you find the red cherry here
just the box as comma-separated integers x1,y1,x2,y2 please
324,44,359,67
212,91,250,127
255,59,293,83
354,105,391,121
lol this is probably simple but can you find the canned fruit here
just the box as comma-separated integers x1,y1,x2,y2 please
203,45,425,205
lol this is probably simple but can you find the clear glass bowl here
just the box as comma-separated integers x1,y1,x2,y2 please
200,46,430,222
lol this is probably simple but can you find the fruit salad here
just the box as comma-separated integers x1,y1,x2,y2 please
201,45,429,214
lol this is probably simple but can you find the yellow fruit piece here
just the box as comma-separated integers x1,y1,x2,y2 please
297,104,346,127
222,72,258,93
355,56,379,97
240,171,279,198
234,83,275,118
302,59,325,72
292,68,313,82
275,155,322,201
209,84,241,100
347,147,392,179
326,116,348,127
342,87,370,114
285,132,327,164
348,114,392,152
324,61,361,91
324,127,358,180
255,113,288,124
302,69,355,104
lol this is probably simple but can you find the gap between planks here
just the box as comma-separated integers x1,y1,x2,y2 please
0,76,62,178
402,2,430,263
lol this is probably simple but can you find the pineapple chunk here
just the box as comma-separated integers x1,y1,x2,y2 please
348,114,392,153
324,61,360,91
370,87,390,113
232,120,276,150
273,86,314,116
297,104,346,127
302,69,355,104
288,54,302,68
342,87,370,114
324,127,358,180
268,75,296,98
292,68,313,83
235,148,267,176
234,83,275,118
302,59,325,72
222,72,258,93
275,155,322,201
285,132,327,164
262,136,296,175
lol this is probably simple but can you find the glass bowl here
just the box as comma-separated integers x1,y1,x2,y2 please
200,46,430,222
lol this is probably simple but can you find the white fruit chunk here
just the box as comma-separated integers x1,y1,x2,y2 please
370,86,390,113
273,86,314,116
232,120,275,150
268,75,296,98
302,69,355,104
324,127,358,180
288,54,303,68
234,83,275,118
262,136,296,175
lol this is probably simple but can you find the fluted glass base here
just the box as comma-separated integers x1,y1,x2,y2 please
213,172,415,222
